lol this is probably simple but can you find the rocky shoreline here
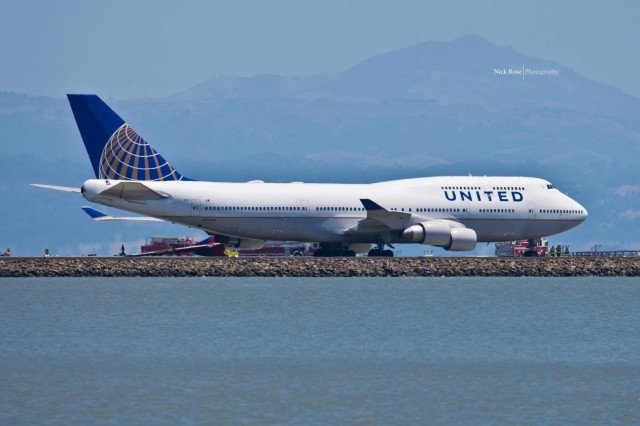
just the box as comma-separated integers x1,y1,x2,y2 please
1,256,639,277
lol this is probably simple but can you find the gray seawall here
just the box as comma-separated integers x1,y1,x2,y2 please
1,257,639,277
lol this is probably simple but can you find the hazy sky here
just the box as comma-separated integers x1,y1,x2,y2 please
1,0,639,99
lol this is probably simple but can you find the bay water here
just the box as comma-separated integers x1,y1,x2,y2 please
1,277,638,425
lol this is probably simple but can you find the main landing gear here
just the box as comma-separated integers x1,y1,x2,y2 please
312,242,395,257
313,243,356,257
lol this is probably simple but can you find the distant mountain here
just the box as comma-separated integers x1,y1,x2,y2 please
176,34,640,117
164,35,639,178
1,35,639,255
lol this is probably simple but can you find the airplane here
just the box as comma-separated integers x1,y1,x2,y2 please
32,94,588,257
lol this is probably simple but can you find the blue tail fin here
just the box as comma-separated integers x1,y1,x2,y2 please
67,94,186,181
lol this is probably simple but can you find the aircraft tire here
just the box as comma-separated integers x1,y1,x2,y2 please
313,249,327,257
367,248,380,257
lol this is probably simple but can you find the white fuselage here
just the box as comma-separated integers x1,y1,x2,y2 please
81,176,587,246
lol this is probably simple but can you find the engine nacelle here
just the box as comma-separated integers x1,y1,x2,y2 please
234,238,266,250
402,221,452,247
445,228,477,251
402,222,477,251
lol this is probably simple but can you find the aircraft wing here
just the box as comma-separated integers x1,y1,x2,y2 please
360,199,413,229
346,198,462,237
345,198,416,236
82,206,164,222
30,184,81,193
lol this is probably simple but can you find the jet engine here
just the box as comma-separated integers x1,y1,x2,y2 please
446,228,477,251
402,222,477,251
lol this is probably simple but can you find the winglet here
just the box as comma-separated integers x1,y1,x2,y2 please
360,199,386,211
359,198,410,230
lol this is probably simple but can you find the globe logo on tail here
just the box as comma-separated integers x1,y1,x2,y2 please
99,124,183,181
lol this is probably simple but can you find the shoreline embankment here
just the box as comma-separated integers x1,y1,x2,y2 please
1,256,639,277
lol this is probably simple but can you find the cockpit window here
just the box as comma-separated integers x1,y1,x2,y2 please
546,184,555,189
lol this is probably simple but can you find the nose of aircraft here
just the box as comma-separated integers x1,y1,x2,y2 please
558,191,588,226
570,197,588,221
580,205,588,220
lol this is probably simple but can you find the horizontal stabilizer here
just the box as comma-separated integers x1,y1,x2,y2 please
81,206,163,221
82,206,111,220
30,184,81,193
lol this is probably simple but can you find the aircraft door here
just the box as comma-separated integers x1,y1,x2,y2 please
190,199,202,216
460,202,471,219
300,200,311,216
528,202,536,219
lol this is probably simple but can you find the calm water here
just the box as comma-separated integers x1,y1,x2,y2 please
1,277,638,425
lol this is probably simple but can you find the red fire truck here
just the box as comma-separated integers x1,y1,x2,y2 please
495,238,549,257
